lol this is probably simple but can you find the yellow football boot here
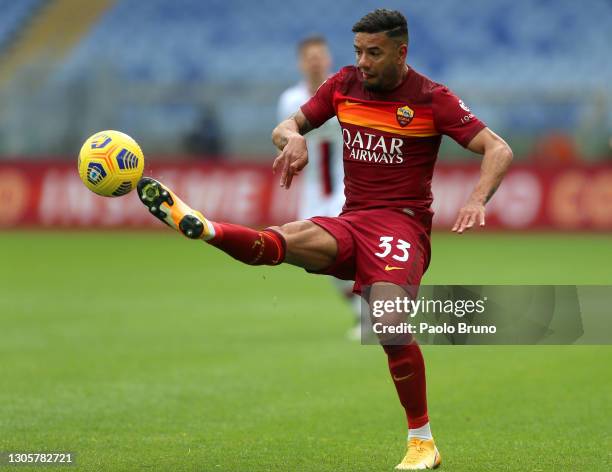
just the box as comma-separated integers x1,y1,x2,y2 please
395,438,441,470
137,177,213,240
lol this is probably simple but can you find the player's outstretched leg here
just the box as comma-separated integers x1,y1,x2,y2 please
137,177,337,270
137,176,286,265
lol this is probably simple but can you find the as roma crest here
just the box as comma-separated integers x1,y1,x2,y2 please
396,105,414,127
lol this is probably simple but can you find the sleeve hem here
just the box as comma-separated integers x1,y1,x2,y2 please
458,121,487,148
300,103,321,129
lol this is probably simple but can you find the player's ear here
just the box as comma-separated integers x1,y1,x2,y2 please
398,43,408,63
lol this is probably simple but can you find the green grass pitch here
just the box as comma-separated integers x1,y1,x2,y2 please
0,231,610,471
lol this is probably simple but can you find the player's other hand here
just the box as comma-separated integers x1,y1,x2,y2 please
272,134,308,189
452,201,486,234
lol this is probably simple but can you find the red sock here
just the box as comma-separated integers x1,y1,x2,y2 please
207,223,285,266
383,342,429,429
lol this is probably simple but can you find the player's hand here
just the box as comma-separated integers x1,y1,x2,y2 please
272,134,308,189
452,201,486,234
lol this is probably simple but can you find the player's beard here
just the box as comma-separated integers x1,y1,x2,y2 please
362,63,402,93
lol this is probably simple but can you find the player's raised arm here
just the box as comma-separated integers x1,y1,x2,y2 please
272,65,339,189
271,110,314,189
452,127,513,233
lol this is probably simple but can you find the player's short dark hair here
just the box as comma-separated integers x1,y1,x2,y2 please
352,9,408,44
297,35,328,54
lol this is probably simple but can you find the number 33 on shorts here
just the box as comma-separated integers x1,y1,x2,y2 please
374,236,411,262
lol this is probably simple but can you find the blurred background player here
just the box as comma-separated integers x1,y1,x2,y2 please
277,35,362,339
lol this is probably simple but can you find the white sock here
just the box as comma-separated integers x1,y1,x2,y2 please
408,422,433,440
202,219,216,241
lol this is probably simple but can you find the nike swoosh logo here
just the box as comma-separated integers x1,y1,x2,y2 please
392,372,415,382
384,265,405,271
344,100,361,106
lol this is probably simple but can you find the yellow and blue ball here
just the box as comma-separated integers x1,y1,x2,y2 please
78,130,144,197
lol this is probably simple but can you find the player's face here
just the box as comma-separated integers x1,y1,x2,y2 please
354,32,407,92
299,44,332,82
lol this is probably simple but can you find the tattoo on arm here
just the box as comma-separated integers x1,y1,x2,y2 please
271,109,314,151
292,110,314,135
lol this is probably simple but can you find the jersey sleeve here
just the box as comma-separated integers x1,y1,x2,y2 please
300,72,340,129
432,86,486,148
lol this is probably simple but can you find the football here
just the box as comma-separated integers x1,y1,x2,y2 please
78,130,144,197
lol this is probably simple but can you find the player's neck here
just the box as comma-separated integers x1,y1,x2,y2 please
389,65,409,90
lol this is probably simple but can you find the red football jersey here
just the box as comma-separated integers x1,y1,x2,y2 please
301,65,485,225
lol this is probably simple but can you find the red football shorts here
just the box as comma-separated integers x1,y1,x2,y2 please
309,208,432,294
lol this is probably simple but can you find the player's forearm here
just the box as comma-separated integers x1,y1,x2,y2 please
271,119,302,151
272,110,314,151
468,142,513,205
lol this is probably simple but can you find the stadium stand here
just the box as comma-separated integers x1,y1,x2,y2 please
55,0,612,89
0,0,44,52
0,0,610,156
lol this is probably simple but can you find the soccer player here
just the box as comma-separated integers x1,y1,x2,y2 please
277,35,361,339
137,9,513,470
